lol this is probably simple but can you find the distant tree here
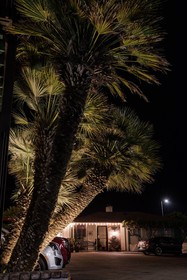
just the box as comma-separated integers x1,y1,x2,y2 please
122,212,187,241
6,0,168,271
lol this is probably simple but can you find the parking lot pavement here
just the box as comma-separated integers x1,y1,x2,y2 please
66,251,187,280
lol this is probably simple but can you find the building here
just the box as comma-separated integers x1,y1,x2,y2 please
60,206,181,252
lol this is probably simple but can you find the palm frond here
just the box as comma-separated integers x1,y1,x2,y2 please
16,0,52,22
8,0,169,103
73,105,161,193
14,66,64,128
8,128,34,200
78,89,110,140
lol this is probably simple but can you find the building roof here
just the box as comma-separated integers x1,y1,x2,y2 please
73,211,162,224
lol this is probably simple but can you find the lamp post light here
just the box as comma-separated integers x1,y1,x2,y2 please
161,198,170,216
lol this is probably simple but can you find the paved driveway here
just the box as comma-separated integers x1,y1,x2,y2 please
65,251,187,280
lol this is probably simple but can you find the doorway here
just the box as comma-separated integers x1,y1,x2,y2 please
97,226,108,251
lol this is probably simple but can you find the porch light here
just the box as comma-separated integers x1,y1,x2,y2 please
111,230,119,238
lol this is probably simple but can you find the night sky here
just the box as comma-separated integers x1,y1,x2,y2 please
80,0,187,216
4,1,187,217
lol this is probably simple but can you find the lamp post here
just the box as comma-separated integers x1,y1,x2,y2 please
161,198,170,216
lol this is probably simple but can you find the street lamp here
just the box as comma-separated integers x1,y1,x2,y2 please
161,198,170,216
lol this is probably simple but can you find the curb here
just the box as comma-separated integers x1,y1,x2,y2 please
0,270,71,280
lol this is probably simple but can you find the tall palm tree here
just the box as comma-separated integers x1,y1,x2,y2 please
4,65,66,271
6,0,168,271
1,66,109,270
1,128,34,266
1,130,80,267
4,87,161,267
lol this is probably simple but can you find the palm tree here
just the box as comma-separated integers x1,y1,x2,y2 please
4,84,161,267
1,128,34,266
1,123,79,266
1,66,109,269
44,105,161,247
6,0,168,271
4,65,66,271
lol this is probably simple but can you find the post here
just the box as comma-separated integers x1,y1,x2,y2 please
161,198,170,216
161,200,164,216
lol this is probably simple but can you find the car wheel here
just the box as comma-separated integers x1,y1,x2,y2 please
155,247,162,256
35,256,48,271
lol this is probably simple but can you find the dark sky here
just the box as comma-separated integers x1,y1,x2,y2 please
4,0,186,217
80,0,187,216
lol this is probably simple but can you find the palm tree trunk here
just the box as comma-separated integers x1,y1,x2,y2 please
8,70,91,272
0,192,31,270
39,169,109,252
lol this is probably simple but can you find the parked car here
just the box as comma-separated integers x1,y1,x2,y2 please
1,232,5,245
138,236,182,256
1,227,9,244
1,227,10,254
36,241,64,270
52,237,71,266
137,240,146,251
36,236,71,270
0,233,5,254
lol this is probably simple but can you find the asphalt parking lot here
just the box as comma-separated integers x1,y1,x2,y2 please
66,251,187,280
